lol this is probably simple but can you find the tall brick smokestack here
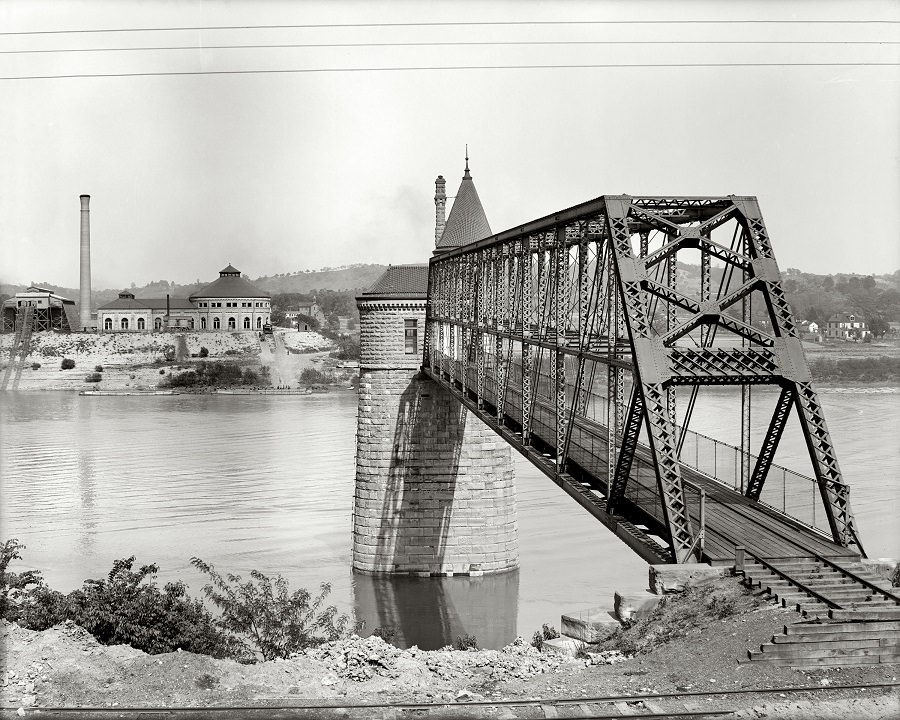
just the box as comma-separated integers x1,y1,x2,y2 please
434,175,446,245
79,194,91,331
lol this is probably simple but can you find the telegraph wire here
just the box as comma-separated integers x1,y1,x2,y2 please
4,61,898,81
2,40,897,55
1,19,899,36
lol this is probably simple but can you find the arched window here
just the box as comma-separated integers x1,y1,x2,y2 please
121,318,129,330
257,317,262,329
137,318,145,330
155,317,162,330
228,317,236,330
104,317,112,331
189,318,195,329
201,317,207,330
243,317,251,329
213,317,220,330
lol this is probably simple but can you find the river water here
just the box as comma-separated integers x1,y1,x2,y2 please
1,388,897,649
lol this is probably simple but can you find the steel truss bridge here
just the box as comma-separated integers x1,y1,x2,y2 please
423,195,864,565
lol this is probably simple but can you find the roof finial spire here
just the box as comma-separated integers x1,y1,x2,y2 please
464,144,470,177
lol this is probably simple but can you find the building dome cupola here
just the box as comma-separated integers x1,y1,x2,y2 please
219,264,241,277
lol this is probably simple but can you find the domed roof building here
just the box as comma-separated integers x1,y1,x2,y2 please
189,265,272,331
97,263,271,333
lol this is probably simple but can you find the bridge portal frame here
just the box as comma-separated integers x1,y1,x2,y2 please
423,195,863,563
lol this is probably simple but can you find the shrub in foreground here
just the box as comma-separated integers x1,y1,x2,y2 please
84,373,102,383
60,358,75,370
191,557,355,661
3,540,355,662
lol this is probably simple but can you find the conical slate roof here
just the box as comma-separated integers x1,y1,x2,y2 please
189,264,270,300
435,161,492,251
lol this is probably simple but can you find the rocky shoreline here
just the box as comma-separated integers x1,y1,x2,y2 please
2,577,897,718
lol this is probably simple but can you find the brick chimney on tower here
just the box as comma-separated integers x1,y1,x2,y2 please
434,175,446,245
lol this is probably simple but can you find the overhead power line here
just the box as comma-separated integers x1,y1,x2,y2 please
3,61,897,81
1,19,899,36
2,39,897,55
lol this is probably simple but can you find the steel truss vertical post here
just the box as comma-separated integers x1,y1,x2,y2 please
522,236,534,445
476,248,486,409
574,231,591,416
607,246,618,492
605,196,697,563
495,245,508,425
424,263,435,369
666,235,677,431
555,226,569,468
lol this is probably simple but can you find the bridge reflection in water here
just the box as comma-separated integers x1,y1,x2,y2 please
352,570,519,650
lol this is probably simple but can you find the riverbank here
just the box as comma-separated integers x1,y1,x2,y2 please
0,330,334,392
2,577,897,717
4,333,900,392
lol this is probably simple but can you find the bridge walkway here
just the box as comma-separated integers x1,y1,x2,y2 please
428,367,858,567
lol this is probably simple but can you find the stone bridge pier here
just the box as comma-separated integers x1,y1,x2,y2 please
353,279,518,577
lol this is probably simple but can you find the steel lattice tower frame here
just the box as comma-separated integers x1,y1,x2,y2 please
423,195,862,564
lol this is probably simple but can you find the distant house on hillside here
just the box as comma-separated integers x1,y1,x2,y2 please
296,301,325,324
826,313,869,341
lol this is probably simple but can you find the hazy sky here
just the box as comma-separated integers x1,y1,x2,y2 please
2,0,898,289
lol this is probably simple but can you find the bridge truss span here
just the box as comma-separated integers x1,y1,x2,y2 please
423,195,863,564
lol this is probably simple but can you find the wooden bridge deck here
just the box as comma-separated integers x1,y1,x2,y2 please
679,466,859,565
426,368,858,566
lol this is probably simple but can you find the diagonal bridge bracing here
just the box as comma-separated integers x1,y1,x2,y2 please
423,195,863,564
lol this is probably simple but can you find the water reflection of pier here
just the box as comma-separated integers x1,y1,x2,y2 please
352,570,519,650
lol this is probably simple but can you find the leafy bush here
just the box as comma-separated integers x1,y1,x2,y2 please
4,542,357,664
60,358,75,370
454,634,478,650
30,363,41,370
84,373,102,383
190,557,354,662
1,539,45,618
531,623,560,650
371,626,396,644
3,545,237,658
160,361,269,389
199,346,209,358
94,365,104,373
299,367,330,385
890,565,900,588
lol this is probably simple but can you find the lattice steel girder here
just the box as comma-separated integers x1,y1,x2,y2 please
607,385,644,513
424,194,864,559
746,385,794,500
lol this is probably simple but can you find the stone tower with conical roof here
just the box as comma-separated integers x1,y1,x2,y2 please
353,157,518,577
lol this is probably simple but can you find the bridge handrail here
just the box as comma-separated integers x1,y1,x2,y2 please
676,423,848,490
